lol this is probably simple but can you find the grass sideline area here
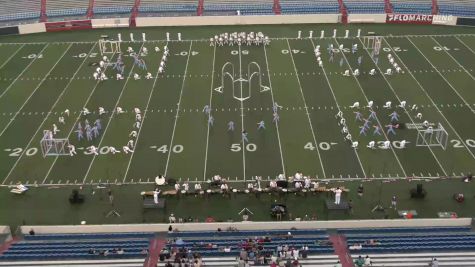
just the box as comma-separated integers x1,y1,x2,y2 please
0,24,474,229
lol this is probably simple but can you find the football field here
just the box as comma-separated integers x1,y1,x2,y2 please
1,25,475,187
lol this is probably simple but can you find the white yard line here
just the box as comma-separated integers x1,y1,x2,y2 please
384,38,475,161
1,43,97,185
238,44,247,181
163,42,193,176
42,50,119,184
357,37,447,176
286,39,326,178
0,44,73,138
455,36,475,57
263,45,286,177
0,44,25,70
81,43,146,184
430,36,475,82
309,39,367,178
122,42,167,183
407,37,475,115
0,44,50,100
202,44,217,181
333,38,407,178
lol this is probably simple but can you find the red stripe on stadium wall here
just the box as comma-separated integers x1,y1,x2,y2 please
386,14,433,24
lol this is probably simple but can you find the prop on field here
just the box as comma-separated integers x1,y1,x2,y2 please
210,32,270,47
10,184,28,194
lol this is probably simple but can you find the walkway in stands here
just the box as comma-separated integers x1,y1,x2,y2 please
329,235,353,267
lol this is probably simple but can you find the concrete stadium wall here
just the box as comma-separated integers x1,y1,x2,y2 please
91,18,130,28
136,14,340,27
21,218,471,234
348,14,387,24
18,23,46,34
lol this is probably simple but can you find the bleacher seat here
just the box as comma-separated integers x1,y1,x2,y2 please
438,0,475,18
391,0,432,14
345,0,385,14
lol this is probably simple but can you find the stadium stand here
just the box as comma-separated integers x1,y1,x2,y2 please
279,0,340,15
139,0,199,17
202,0,275,16
391,0,433,15
93,0,135,17
46,0,89,19
0,0,41,23
351,252,475,266
344,0,385,14
438,0,475,17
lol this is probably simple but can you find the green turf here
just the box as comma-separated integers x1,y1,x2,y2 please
0,24,475,227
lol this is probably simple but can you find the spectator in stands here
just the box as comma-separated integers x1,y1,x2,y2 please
117,248,124,255
28,229,35,235
354,255,365,267
88,248,96,254
333,260,342,267
349,243,363,250
429,258,439,267
365,239,381,245
364,255,372,266
141,248,149,255
168,225,173,233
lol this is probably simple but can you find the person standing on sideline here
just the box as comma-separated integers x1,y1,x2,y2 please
390,195,397,210
334,187,343,205
357,184,364,197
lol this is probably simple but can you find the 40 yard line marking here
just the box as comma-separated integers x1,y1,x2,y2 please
359,37,447,176
286,39,326,178
81,43,146,184
0,44,73,138
384,38,475,162
122,42,167,183
333,37,407,177
164,42,193,176
0,44,25,70
203,44,217,181
2,43,97,185
407,37,475,115
309,38,367,178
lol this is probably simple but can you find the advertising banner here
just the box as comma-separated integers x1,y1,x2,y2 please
386,14,433,24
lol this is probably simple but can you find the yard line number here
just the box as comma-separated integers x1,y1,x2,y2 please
151,145,184,153
23,53,43,59
231,143,257,152
74,52,98,58
5,147,38,157
304,142,337,151
450,139,475,148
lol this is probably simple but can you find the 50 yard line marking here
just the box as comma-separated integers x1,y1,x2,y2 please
358,37,447,176
0,44,73,138
385,38,475,161
203,44,217,181
286,39,326,178
0,44,25,70
81,43,146,184
333,38,407,177
1,43,97,185
122,41,166,183
164,41,193,176
0,44,49,100
238,44,247,181
263,45,286,177
309,38,367,178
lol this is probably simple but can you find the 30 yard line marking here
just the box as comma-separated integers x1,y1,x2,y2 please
203,44,217,181
0,44,73,138
407,37,475,115
1,43,97,185
122,42,167,183
309,38,366,178
430,36,475,82
0,44,49,100
0,44,25,70
263,44,286,177
333,38,407,177
164,41,193,176
286,39,326,178
384,38,475,162
359,37,447,176
81,43,146,184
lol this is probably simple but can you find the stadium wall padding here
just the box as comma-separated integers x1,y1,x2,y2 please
91,18,130,28
18,23,46,34
348,14,387,23
20,218,471,234
457,17,475,26
433,15,457,26
136,14,340,27
0,26,19,36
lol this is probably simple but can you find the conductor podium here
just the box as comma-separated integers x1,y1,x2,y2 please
325,199,349,211
143,198,166,209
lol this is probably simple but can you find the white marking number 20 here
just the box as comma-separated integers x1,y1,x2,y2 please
6,147,38,157
451,139,475,148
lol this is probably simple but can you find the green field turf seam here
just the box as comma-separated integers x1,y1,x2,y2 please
1,43,96,185
164,42,193,177
81,43,147,184
286,39,327,178
202,44,217,181
0,44,24,70
357,37,448,177
0,44,49,100
407,37,475,115
0,44,73,138
333,37,408,178
383,38,475,162
309,38,367,178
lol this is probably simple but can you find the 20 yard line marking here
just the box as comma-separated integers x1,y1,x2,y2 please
358,37,447,176
2,43,97,185
164,42,193,176
0,44,25,70
0,44,73,138
286,39,326,178
333,38,407,177
0,44,49,100
407,37,475,115
309,38,366,178
81,43,146,184
122,42,167,183
263,45,286,177
203,44,217,181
